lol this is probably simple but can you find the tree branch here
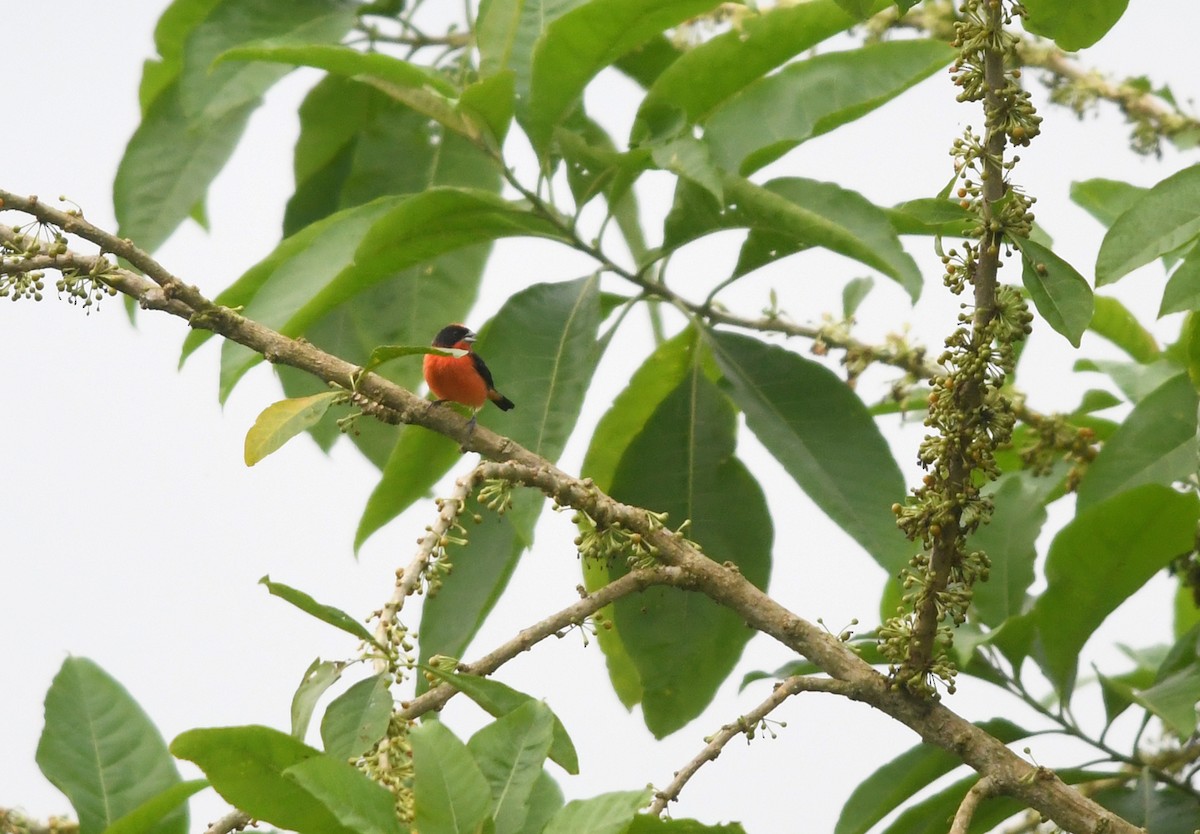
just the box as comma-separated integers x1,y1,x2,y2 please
950,776,996,834
0,192,1141,834
649,675,856,816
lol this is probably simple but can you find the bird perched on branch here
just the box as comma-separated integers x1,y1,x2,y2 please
423,324,515,426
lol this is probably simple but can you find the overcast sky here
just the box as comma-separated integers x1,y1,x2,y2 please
4,2,1199,831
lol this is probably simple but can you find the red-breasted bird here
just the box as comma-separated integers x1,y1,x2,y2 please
423,324,515,421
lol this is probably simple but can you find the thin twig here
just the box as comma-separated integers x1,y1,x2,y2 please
950,776,996,834
649,675,856,815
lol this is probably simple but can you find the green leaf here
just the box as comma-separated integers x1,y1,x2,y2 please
320,674,393,762
467,702,555,834
217,43,457,96
526,0,715,153
36,658,184,834
634,0,884,141
969,472,1052,627
1133,665,1200,737
1089,295,1161,361
1160,244,1200,316
418,278,603,677
427,670,579,775
607,368,773,736
1029,485,1200,696
291,659,344,740
667,176,922,299
1070,178,1147,229
139,0,223,110
477,0,587,104
885,199,974,237
1074,356,1183,403
282,756,406,834
1015,237,1093,348
524,771,565,834
704,39,954,174
171,726,354,834
834,719,1029,834
709,331,911,574
1096,164,1200,286
355,427,462,551
244,392,340,466
649,135,723,202
259,575,384,650
831,0,875,18
460,70,517,146
1092,770,1200,832
1021,0,1129,51
101,781,209,834
1076,373,1199,510
114,84,254,252
542,789,652,834
410,721,492,834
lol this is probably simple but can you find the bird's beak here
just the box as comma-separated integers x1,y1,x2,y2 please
463,331,478,344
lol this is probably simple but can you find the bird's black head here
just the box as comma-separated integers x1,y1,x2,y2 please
431,323,476,348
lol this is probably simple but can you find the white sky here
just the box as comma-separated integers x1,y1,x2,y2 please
3,1,1199,831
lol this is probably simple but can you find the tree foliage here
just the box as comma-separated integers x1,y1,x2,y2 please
4,0,1200,833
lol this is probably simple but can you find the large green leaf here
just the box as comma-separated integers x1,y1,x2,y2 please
1089,295,1161,361
1070,178,1148,229
290,659,344,740
626,818,747,833
282,756,407,834
704,39,954,174
1076,373,1199,510
320,674,393,762
138,0,224,111
526,0,716,154
542,789,652,834
171,726,356,834
666,176,922,299
114,0,353,252
36,658,185,834
1015,237,1093,348
1133,665,1200,737
477,0,588,106
417,278,603,674
217,43,456,98
606,368,773,736
1096,164,1200,286
1021,0,1129,51
102,781,209,834
969,472,1053,627
428,670,578,774
467,701,555,834
709,331,911,574
633,0,885,141
410,721,492,834
259,575,384,650
1160,244,1200,316
1093,771,1200,833
1029,485,1200,696
834,719,1029,834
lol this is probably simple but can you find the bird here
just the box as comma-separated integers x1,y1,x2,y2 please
423,324,515,426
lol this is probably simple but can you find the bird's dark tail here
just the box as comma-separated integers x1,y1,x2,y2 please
490,390,515,411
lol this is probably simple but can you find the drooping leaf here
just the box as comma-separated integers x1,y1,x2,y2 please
1089,295,1161,361
259,576,384,650
1070,178,1148,229
1096,163,1200,286
606,368,773,736
477,0,588,110
525,771,566,834
410,721,492,834
1133,665,1200,737
969,472,1053,627
291,659,344,740
427,669,579,774
626,818,747,833
542,789,653,834
1160,244,1200,316
171,726,355,834
843,276,875,319
217,43,457,97
526,0,716,153
460,70,517,146
244,392,341,466
1029,485,1200,696
704,39,954,174
633,0,887,141
1021,0,1129,51
36,658,185,834
1092,770,1200,832
666,176,922,299
1074,356,1184,403
282,756,407,834
834,719,1030,834
709,331,911,574
467,701,556,834
885,198,974,237
1015,237,1093,347
101,781,209,834
320,674,393,762
1076,373,1199,510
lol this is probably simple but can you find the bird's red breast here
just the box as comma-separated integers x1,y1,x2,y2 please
424,324,515,411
